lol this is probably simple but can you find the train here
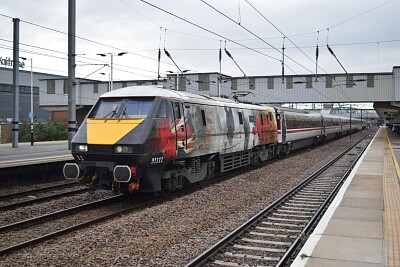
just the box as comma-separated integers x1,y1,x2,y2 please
63,85,366,194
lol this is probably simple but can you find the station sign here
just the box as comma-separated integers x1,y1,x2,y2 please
0,56,25,69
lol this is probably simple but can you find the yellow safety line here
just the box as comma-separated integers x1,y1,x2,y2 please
385,128,400,185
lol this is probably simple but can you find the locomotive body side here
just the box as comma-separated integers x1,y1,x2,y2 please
64,86,279,194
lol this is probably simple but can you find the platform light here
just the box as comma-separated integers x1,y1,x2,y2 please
97,52,128,91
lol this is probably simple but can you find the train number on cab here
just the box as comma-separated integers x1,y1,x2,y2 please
151,157,164,164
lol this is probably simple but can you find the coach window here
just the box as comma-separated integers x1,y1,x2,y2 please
269,113,273,121
158,100,167,117
201,110,206,126
238,112,243,125
172,102,181,119
260,114,264,125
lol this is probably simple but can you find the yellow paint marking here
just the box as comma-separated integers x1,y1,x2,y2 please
385,128,400,184
87,118,144,145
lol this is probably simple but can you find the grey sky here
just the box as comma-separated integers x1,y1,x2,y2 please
0,0,399,82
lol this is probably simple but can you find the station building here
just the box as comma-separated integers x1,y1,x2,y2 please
0,66,64,123
2,65,399,129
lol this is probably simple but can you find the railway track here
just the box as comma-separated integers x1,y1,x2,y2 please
0,181,78,201
186,131,375,267
0,184,88,212
0,193,163,256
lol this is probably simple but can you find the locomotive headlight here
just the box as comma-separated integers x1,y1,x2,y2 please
115,145,133,153
75,144,88,152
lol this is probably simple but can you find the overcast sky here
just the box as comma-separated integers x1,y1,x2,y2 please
0,0,399,82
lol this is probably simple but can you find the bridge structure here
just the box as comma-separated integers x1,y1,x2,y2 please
38,66,400,125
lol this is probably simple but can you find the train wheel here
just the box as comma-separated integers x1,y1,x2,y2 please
160,178,172,196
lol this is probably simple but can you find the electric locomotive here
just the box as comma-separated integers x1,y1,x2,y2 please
63,86,278,193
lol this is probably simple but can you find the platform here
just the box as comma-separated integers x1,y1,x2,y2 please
291,126,400,267
0,141,73,168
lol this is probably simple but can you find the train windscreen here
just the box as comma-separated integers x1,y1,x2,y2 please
89,98,154,119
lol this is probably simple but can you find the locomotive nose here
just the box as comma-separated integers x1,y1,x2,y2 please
63,163,80,179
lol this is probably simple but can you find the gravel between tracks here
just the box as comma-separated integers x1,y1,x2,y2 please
0,130,375,266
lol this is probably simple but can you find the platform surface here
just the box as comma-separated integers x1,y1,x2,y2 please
0,141,72,168
292,126,400,267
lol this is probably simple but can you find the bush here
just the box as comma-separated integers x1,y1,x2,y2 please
19,120,68,142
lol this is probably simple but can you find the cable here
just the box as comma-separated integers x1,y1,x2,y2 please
328,0,395,29
240,0,352,101
199,0,343,102
138,0,280,62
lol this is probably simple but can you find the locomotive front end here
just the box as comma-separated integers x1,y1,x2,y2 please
63,92,165,193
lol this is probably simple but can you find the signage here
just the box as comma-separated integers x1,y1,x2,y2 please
0,56,25,69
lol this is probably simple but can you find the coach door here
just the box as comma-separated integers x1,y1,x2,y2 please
278,112,287,143
172,101,187,157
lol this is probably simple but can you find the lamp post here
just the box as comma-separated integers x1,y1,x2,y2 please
99,72,111,92
20,57,34,145
97,52,127,91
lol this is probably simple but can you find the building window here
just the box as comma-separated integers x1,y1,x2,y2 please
267,77,274,89
198,74,210,91
47,80,55,94
346,75,353,88
306,76,312,89
63,80,68,94
231,78,237,90
326,76,333,88
249,78,255,90
178,76,186,91
367,74,374,88
93,83,98,93
286,77,293,89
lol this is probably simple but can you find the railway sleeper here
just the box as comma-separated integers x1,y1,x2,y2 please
235,239,289,251
224,251,280,262
284,202,321,207
211,253,277,267
233,244,287,253
300,188,330,193
288,198,324,204
249,231,296,240
279,206,317,212
292,193,327,199
261,221,304,228
267,217,309,223
271,213,312,219
297,193,329,197
290,196,325,202
241,238,291,246
275,209,314,215
256,226,302,233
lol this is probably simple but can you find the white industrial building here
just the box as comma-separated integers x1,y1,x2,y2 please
0,66,64,123
1,65,399,127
